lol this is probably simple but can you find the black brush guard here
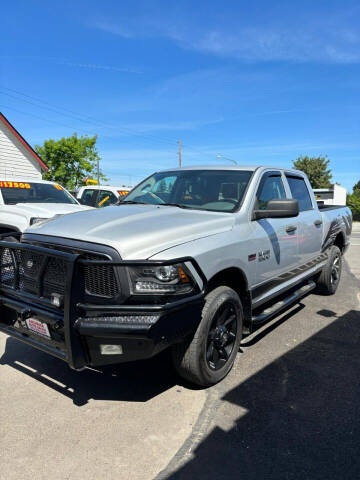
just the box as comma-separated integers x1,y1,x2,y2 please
0,235,206,369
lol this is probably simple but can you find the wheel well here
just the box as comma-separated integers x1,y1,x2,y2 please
207,267,252,330
0,226,19,235
333,232,345,253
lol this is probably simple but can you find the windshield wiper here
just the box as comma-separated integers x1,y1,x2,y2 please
119,200,148,205
159,203,193,209
119,200,193,209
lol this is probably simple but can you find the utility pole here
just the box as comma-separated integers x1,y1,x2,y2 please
177,140,182,168
97,158,100,185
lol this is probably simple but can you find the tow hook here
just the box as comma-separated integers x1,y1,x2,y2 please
19,308,32,321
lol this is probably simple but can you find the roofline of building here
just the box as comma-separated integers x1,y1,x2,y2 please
0,112,49,172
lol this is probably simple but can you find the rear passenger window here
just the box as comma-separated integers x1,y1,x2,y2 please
286,176,313,211
256,175,286,210
81,189,96,206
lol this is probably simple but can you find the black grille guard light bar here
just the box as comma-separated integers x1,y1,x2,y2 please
0,236,83,369
0,235,207,369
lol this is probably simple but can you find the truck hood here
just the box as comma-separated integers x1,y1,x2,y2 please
27,204,235,259
15,203,91,217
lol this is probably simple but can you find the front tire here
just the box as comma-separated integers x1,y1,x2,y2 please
316,245,342,295
172,286,243,387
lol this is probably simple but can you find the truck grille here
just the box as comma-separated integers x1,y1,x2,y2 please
0,244,119,302
81,253,119,298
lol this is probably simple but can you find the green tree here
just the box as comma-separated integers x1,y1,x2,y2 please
35,133,107,190
353,180,360,193
292,155,332,188
347,192,360,221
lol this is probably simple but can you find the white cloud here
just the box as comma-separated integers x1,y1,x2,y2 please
176,27,360,64
0,55,141,74
91,10,360,64
58,61,141,74
114,117,224,133
91,21,135,39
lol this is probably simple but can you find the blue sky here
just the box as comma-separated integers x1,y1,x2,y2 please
1,0,359,191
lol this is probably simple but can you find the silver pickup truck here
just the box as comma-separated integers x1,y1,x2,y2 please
0,166,352,386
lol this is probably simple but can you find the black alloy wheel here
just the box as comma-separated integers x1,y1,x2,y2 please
330,253,341,287
316,245,342,295
172,286,243,386
206,301,238,370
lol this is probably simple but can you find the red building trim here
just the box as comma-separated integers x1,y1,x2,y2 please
0,112,49,172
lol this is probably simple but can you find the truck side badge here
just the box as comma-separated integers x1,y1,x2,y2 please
258,250,271,262
248,253,257,261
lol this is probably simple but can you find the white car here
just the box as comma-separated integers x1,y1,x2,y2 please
76,185,133,208
0,178,92,237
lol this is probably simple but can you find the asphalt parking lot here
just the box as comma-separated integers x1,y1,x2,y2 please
1,225,359,480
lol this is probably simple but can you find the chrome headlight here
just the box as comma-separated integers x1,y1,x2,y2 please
128,263,196,295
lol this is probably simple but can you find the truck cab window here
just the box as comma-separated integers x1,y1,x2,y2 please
97,190,118,207
81,189,96,206
256,175,286,210
286,176,313,211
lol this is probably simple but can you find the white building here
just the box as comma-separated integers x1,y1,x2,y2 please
0,112,48,179
313,184,347,206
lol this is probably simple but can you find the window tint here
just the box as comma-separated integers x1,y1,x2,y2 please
286,176,313,211
256,175,286,210
81,189,96,206
97,190,118,207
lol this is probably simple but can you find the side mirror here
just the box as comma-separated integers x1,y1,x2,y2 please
253,199,299,220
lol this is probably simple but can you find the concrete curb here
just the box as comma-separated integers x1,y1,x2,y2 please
155,385,221,479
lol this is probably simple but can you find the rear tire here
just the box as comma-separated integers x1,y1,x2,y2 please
316,245,342,295
172,286,243,387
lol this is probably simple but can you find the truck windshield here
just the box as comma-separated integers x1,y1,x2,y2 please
0,181,78,205
121,170,253,212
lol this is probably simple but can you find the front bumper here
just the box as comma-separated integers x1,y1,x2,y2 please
0,294,204,368
0,239,206,369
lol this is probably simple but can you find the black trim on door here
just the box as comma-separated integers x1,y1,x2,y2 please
251,253,328,303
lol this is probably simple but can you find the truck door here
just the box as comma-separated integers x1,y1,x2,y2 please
284,173,323,264
250,171,299,301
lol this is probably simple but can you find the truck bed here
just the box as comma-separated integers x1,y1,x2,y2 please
317,203,347,211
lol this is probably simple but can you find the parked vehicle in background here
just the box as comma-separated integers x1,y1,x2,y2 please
0,166,352,387
76,185,133,207
0,178,92,237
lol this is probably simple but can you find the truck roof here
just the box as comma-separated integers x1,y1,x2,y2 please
0,177,58,184
79,185,133,190
159,164,304,174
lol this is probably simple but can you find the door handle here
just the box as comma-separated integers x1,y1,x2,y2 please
286,225,297,233
314,219,323,227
